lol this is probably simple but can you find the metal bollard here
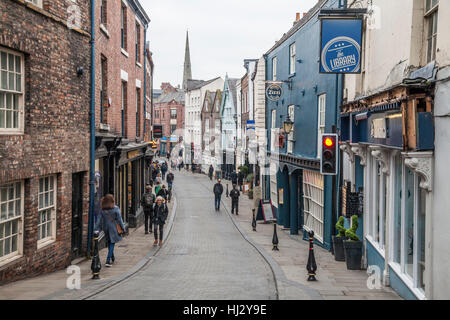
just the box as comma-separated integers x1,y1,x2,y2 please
91,231,101,280
252,209,257,232
306,231,317,281
226,184,229,198
272,223,279,251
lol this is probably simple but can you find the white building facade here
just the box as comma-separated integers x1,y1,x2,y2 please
340,0,450,300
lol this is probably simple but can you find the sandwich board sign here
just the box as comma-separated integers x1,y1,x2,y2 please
256,200,276,223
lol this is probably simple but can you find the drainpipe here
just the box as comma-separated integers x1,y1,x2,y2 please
87,0,96,257
143,27,147,140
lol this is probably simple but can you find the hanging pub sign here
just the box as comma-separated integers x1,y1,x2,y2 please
320,18,363,74
266,83,283,101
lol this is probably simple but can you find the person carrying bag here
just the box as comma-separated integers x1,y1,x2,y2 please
152,197,169,246
95,194,126,267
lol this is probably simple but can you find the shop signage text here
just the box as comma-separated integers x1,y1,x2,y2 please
320,18,362,74
266,84,283,101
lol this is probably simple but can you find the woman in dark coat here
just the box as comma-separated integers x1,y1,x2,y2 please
152,196,169,246
94,194,126,267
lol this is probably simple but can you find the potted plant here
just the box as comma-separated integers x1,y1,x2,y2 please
248,189,254,199
343,215,363,270
332,216,347,262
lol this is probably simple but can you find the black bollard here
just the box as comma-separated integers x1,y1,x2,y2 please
272,223,279,251
91,231,101,280
306,231,317,281
252,209,257,232
226,184,229,198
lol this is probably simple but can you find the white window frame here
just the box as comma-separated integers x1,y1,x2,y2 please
25,0,43,8
0,181,24,266
0,47,25,135
289,43,296,75
366,151,389,255
387,155,427,299
302,170,324,243
424,0,439,63
37,175,57,249
287,105,295,154
272,57,277,81
317,94,326,158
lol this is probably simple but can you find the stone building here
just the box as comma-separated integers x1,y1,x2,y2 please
0,0,91,284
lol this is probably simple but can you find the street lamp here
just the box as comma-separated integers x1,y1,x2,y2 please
283,113,294,135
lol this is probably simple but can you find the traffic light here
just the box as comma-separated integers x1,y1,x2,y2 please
320,134,338,175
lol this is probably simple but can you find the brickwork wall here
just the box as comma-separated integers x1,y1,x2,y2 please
0,0,91,284
95,0,147,141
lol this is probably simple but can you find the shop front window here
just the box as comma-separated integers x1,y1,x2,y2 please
404,166,415,279
392,154,403,264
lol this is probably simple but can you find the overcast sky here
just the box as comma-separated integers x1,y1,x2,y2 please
143,0,318,89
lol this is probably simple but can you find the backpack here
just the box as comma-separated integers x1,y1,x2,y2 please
143,193,154,208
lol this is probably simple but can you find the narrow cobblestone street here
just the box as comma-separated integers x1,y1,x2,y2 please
88,170,277,300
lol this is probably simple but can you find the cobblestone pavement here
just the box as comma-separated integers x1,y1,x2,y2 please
89,170,277,300
199,173,402,300
0,190,176,300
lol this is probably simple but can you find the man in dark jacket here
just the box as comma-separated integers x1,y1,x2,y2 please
230,184,240,215
231,171,238,185
141,185,156,234
153,197,169,246
237,171,244,191
161,161,168,180
166,171,175,202
208,165,214,180
213,179,224,211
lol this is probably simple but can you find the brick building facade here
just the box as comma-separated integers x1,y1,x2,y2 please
153,83,185,156
0,0,91,284
93,0,151,231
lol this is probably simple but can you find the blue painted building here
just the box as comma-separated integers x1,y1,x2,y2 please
265,0,343,249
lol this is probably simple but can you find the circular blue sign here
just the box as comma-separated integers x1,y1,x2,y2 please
266,84,283,101
321,36,361,73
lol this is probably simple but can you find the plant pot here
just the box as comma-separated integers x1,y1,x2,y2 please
343,240,363,270
248,192,254,200
332,236,346,262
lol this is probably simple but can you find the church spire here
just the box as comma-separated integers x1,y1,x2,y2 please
183,30,192,90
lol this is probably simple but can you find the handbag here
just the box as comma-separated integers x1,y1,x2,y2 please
105,211,124,235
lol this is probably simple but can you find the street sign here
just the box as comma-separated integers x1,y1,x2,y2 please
320,18,363,74
266,83,283,101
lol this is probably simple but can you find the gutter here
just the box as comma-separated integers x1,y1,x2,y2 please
87,0,96,256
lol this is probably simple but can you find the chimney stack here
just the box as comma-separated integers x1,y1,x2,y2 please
294,12,300,25
303,12,307,18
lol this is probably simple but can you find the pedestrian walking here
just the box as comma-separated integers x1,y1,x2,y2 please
153,196,169,246
141,185,156,235
230,184,240,215
94,194,126,267
208,165,214,181
154,181,162,196
238,171,244,191
166,171,175,202
231,171,238,185
155,173,162,186
157,184,170,202
213,179,224,211
161,161,168,180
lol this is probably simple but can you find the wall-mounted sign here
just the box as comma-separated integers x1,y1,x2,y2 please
320,18,362,74
153,124,163,138
266,83,283,101
127,150,140,159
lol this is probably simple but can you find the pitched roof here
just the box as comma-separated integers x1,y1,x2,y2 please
185,77,222,91
227,78,239,112
155,89,185,104
265,0,327,56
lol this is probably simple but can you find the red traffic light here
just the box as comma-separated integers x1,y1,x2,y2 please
323,137,334,148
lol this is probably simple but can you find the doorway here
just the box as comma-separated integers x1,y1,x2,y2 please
71,172,84,260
